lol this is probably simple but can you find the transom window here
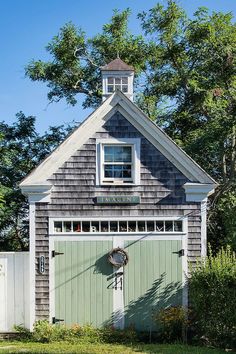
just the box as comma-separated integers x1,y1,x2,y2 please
107,77,128,93
102,145,133,183
53,220,183,233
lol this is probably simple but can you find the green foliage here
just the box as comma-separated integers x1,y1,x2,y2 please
15,321,137,344
0,112,74,251
139,2,236,250
154,306,188,343
189,246,236,348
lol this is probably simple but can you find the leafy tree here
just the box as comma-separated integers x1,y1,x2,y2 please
138,1,236,250
0,112,74,251
25,10,147,109
24,4,235,250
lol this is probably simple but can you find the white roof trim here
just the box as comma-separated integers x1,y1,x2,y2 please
20,90,216,187
184,182,217,202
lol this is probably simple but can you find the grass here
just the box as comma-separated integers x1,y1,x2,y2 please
0,342,227,354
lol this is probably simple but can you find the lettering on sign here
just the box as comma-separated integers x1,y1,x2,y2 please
96,196,140,204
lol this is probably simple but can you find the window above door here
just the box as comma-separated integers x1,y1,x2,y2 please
96,138,140,185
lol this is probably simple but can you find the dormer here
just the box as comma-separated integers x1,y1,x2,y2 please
101,58,134,101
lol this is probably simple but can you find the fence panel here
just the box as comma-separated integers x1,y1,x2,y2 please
0,252,29,332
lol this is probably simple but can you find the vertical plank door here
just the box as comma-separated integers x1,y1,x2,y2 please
124,240,183,331
54,241,113,327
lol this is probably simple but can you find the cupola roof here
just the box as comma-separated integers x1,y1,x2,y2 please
101,58,134,71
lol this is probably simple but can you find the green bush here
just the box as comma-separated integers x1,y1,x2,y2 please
15,321,137,344
154,306,189,343
189,246,236,349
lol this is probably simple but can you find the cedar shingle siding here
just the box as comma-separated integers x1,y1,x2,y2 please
34,112,201,320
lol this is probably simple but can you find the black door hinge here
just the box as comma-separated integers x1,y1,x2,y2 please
52,317,64,324
173,249,185,257
52,250,64,258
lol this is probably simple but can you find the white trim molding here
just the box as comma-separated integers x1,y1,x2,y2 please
29,202,36,331
21,184,52,203
201,201,207,257
183,182,216,202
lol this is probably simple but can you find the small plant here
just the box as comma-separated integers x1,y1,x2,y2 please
13,325,32,340
32,320,69,343
154,306,188,343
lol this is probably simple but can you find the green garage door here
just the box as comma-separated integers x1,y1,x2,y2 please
54,241,113,327
54,239,183,330
124,240,183,331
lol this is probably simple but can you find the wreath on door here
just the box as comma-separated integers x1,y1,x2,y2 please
108,247,129,267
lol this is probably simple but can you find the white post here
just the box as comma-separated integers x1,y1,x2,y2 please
29,202,36,331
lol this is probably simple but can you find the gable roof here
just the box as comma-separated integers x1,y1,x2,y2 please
101,58,134,71
20,90,216,187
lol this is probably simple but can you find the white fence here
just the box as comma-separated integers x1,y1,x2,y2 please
0,252,29,332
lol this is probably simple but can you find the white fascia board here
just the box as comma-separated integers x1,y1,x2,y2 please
19,93,119,187
116,93,216,184
21,184,52,203
184,182,217,202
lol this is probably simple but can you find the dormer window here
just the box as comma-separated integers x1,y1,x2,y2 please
101,58,134,101
107,77,128,93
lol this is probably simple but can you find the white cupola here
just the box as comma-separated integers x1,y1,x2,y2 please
101,58,134,101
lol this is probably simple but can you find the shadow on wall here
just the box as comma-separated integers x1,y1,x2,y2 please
103,273,183,332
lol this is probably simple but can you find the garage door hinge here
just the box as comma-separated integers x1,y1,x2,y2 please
52,250,64,258
52,317,64,324
179,249,184,257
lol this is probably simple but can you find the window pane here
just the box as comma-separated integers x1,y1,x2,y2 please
138,221,145,232
115,77,121,84
107,85,114,93
165,221,173,232
101,221,109,232
115,84,121,90
122,77,128,84
82,221,90,232
156,221,164,232
121,147,132,162
63,221,72,232
108,77,113,84
147,221,154,232
104,146,132,163
73,221,81,232
104,165,113,178
122,85,128,93
128,221,136,232
110,221,118,232
114,165,123,178
91,221,99,232
54,221,62,232
174,221,183,232
119,221,127,232
122,165,132,178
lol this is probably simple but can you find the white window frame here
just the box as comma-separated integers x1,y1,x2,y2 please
96,138,140,185
107,76,128,94
49,216,188,235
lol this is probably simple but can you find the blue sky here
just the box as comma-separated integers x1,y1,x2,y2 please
1,0,236,133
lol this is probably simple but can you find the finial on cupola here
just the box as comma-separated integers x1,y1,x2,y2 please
101,58,134,102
